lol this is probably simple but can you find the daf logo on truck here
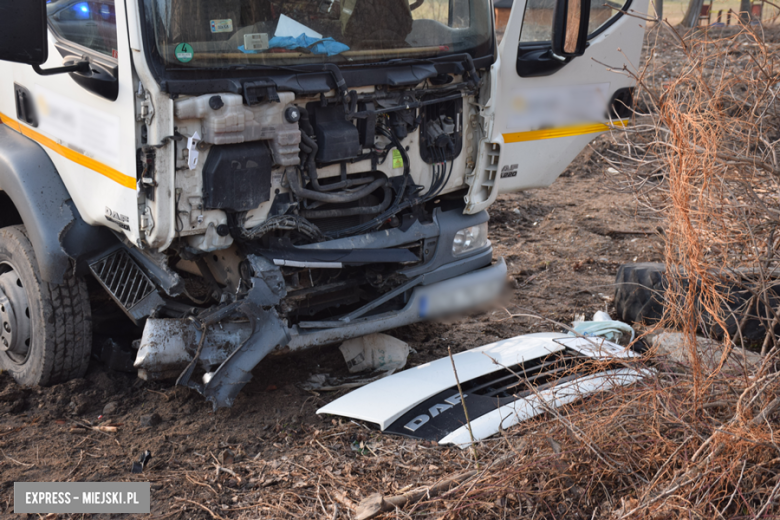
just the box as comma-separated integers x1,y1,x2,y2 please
500,164,519,178
403,393,467,432
105,207,130,231
0,0,647,409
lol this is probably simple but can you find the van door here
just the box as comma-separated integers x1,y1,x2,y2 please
465,0,648,213
0,0,140,240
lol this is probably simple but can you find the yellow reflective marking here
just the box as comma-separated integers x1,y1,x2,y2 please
503,119,629,143
0,112,136,190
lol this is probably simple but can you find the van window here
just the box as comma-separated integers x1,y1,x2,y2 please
48,0,119,58
518,0,628,44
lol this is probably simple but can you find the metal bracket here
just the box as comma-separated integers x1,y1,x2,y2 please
136,83,155,126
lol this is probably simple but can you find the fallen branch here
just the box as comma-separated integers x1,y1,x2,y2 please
174,497,227,520
355,471,478,520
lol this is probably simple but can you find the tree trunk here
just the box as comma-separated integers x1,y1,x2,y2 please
655,0,664,21
739,0,751,23
682,0,705,27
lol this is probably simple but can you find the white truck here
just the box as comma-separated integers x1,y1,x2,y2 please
0,0,646,408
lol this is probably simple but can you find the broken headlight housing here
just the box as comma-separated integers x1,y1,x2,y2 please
452,223,488,256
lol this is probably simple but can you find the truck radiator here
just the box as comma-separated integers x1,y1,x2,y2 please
89,248,164,324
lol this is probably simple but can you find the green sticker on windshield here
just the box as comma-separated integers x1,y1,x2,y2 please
392,149,403,169
174,43,193,63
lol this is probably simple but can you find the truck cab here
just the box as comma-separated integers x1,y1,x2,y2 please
0,0,646,408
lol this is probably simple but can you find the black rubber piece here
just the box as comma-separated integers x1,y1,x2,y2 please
0,225,91,386
614,263,668,325
614,262,780,345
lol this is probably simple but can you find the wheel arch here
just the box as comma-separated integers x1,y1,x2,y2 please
0,191,24,229
0,125,117,284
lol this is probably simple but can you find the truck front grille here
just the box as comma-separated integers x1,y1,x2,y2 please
90,249,163,322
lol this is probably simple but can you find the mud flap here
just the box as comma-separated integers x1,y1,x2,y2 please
182,302,290,409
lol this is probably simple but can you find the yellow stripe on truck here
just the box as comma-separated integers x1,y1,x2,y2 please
503,119,629,143
0,112,136,190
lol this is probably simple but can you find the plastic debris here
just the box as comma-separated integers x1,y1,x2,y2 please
140,413,162,427
220,449,235,466
570,311,635,344
340,333,410,374
301,371,395,392
131,450,152,474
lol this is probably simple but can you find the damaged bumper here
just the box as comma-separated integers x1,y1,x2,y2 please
134,256,507,408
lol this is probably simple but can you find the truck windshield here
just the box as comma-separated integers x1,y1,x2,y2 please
142,0,493,67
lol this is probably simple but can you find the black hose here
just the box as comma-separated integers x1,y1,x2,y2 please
238,214,324,241
301,185,393,219
314,176,375,192
299,133,376,192
287,167,387,204
298,108,315,137
321,126,414,238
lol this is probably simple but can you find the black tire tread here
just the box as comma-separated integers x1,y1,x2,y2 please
47,270,92,382
614,262,667,325
0,225,91,385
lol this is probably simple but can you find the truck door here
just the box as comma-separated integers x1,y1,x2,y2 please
0,0,139,239
465,0,648,213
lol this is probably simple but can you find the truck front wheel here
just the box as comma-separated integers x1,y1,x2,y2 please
0,225,91,386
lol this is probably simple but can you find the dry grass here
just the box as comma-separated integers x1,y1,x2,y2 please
373,18,780,520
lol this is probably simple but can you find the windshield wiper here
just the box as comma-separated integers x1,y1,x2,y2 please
381,53,480,89
235,62,348,104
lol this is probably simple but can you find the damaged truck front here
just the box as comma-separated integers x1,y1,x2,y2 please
0,0,647,407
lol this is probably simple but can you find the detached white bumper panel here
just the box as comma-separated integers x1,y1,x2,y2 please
317,334,647,446
438,367,652,447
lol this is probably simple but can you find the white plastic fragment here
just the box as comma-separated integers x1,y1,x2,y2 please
339,333,410,373
570,311,635,343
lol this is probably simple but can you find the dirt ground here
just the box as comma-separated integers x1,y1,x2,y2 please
0,35,678,520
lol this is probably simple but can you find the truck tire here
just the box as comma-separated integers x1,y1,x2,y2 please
614,262,780,343
614,263,667,325
0,225,91,386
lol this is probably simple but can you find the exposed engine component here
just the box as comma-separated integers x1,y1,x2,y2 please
160,79,486,407
420,97,462,163
309,104,361,163
201,141,273,212
174,92,301,166
234,214,324,243
282,104,413,235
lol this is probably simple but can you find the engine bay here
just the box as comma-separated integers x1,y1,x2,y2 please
145,64,486,327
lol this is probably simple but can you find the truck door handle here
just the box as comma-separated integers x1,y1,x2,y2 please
516,46,570,78
14,84,37,127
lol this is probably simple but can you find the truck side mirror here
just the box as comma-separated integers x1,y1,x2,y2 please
551,0,591,58
0,0,48,65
